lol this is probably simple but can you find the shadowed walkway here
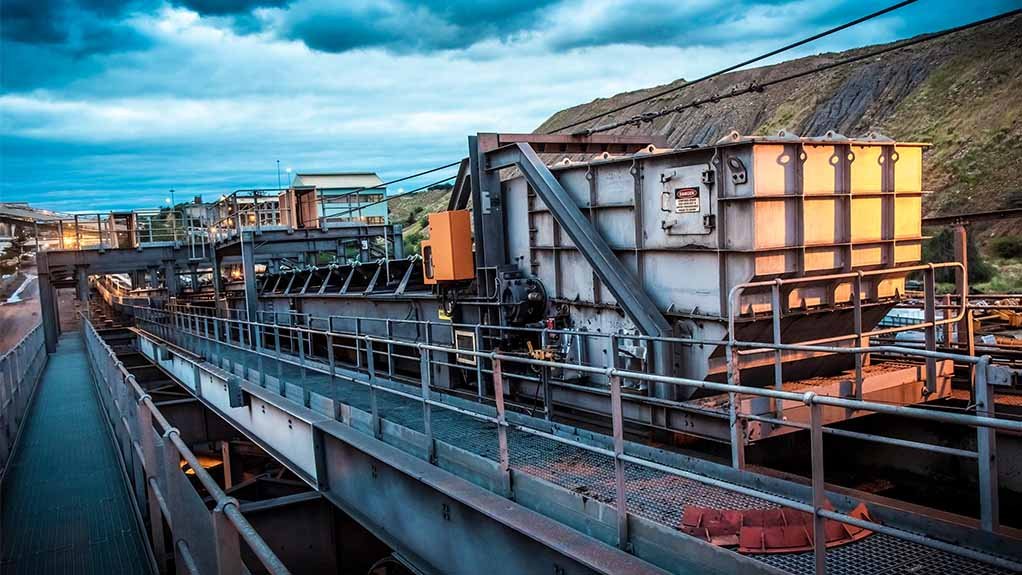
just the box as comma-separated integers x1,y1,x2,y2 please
1,332,153,574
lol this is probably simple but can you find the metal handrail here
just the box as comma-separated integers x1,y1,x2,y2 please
724,261,969,464
119,302,1021,574
206,187,385,241
32,209,193,252
81,315,290,574
0,322,42,364
0,322,46,475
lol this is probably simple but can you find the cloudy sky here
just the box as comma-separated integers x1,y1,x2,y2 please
0,0,1015,212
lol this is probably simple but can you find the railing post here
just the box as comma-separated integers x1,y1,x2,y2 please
1,355,9,421
326,331,336,382
492,355,512,498
727,373,745,469
212,500,244,575
726,292,745,470
609,373,629,551
160,430,181,540
385,319,395,377
808,396,827,574
942,293,953,345
852,272,864,400
474,324,485,401
541,328,553,421
354,318,362,371
923,265,937,395
366,338,380,439
770,280,783,420
976,356,999,532
138,402,167,572
147,477,169,574
419,328,436,464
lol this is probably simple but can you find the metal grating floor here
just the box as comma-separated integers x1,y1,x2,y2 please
1,333,153,575
758,533,1011,575
171,331,1014,575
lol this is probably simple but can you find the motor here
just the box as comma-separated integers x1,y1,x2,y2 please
497,267,546,325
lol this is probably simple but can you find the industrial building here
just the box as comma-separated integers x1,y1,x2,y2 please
287,172,390,226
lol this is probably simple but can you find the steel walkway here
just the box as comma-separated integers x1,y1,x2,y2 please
1,333,153,574
166,329,1012,575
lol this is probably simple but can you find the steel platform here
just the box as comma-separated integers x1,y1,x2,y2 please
0,333,153,574
156,329,1014,575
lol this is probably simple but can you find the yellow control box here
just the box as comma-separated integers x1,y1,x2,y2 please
421,210,474,284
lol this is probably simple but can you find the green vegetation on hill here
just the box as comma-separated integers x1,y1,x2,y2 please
389,186,451,256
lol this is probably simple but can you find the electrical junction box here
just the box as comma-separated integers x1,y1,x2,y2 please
422,210,475,284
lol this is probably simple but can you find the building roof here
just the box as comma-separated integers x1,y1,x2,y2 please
292,172,384,190
0,203,68,223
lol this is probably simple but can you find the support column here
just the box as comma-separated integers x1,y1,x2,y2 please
75,265,90,303
163,262,179,298
391,223,404,259
211,247,224,314
147,266,160,289
240,231,259,323
37,254,59,353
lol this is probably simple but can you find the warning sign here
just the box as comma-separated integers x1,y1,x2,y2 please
674,187,700,213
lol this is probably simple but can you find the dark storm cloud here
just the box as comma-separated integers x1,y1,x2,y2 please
279,0,561,54
1,0,152,55
0,0,155,92
171,0,291,16
272,0,880,55
2,0,72,44
545,0,844,52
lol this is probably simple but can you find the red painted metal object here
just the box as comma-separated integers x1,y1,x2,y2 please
680,502,874,554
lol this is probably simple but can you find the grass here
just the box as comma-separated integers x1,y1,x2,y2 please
974,258,1022,294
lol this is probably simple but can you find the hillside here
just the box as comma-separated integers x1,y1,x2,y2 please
389,187,451,254
393,15,1022,253
539,14,1022,220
